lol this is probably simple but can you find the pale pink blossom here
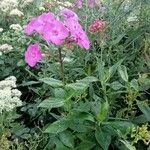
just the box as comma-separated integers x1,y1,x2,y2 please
24,12,55,35
60,8,78,21
25,43,42,67
42,20,69,45
88,0,95,8
65,20,90,50
75,0,83,9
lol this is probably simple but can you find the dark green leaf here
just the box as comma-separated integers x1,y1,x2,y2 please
39,78,63,87
44,119,69,134
96,101,109,122
107,121,134,134
76,141,96,150
106,59,123,81
137,101,150,122
130,79,139,91
78,76,98,83
59,131,74,148
120,140,136,150
95,127,111,150
65,82,88,95
38,97,64,108
118,65,128,82
19,81,40,86
110,81,124,90
54,137,70,150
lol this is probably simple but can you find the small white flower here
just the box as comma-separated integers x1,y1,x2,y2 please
10,24,22,31
6,76,17,82
127,15,138,22
22,0,34,7
12,89,22,97
0,28,3,32
39,6,45,11
10,9,24,17
0,44,13,53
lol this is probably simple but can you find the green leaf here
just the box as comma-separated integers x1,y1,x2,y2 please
76,141,96,150
107,121,134,134
54,88,65,98
95,127,111,150
111,34,125,45
96,101,109,122
110,81,124,90
130,79,139,91
38,97,64,109
44,119,69,134
97,62,105,82
137,101,150,122
78,76,98,83
19,81,40,86
65,82,88,95
54,137,70,150
59,131,74,148
118,65,128,82
132,115,148,124
72,112,95,122
106,59,123,81
39,78,63,87
120,140,136,150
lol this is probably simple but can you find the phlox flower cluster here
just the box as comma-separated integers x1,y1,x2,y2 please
24,9,90,67
0,76,22,113
24,9,90,48
24,12,69,45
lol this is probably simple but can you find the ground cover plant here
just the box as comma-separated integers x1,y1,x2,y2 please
0,0,150,149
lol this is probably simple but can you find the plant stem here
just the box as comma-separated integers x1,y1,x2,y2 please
58,47,65,84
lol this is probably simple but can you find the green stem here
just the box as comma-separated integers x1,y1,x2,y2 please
58,47,65,84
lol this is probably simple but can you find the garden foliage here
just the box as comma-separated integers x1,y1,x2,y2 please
0,0,150,149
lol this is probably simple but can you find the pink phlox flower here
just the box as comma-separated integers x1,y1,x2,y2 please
24,17,38,35
60,8,78,21
88,0,95,8
25,43,43,67
73,30,90,50
75,0,83,9
24,12,69,45
42,20,69,45
65,20,90,50
24,12,55,35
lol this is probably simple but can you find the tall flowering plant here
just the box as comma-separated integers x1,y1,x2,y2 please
24,9,90,83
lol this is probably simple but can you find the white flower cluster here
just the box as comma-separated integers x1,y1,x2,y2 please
0,76,22,113
0,0,18,12
21,0,34,7
9,8,24,17
10,24,22,31
0,44,13,55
